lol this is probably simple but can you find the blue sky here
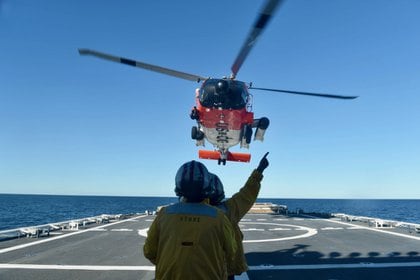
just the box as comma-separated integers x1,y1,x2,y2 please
1,0,420,198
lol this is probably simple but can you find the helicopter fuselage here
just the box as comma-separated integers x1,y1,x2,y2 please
197,103,254,151
191,79,261,163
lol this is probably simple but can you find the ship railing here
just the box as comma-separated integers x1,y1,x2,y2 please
248,203,288,214
0,213,135,241
332,213,420,232
394,221,420,233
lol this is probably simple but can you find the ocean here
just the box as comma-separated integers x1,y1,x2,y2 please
1,194,419,231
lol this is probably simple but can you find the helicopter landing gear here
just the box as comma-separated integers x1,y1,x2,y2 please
245,126,252,144
192,126,205,147
244,125,252,144
240,125,253,148
218,150,229,166
191,126,204,140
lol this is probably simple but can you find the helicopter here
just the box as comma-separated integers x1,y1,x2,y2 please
78,0,357,165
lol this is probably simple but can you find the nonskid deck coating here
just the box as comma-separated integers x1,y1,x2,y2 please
1,213,420,279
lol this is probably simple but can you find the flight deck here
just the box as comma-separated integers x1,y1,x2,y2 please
1,209,420,279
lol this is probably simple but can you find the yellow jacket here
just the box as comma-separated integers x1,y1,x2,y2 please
143,202,237,280
219,169,263,275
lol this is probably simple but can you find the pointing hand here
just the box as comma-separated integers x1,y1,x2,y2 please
256,152,269,173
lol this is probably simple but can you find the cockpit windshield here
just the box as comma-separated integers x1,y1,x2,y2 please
199,79,247,109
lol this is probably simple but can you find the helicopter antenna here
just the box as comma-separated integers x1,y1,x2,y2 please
230,0,283,79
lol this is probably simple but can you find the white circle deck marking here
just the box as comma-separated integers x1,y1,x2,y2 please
138,228,148,237
240,222,317,243
110,228,133,232
320,227,343,230
268,228,291,231
138,222,317,242
242,228,265,232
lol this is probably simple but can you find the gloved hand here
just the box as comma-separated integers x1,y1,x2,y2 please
256,152,269,173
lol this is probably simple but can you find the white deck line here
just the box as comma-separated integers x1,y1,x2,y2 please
0,215,147,254
0,263,252,279
0,263,154,271
241,222,317,243
0,263,250,279
1,262,419,272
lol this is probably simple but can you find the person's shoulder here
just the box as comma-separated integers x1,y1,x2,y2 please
215,201,229,214
158,202,180,213
197,203,229,220
163,202,183,212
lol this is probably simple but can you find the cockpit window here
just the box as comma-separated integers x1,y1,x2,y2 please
199,79,247,109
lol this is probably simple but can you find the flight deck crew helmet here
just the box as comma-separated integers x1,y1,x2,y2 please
209,173,225,205
175,160,213,202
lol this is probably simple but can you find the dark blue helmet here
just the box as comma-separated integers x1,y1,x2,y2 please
175,161,213,202
209,173,225,205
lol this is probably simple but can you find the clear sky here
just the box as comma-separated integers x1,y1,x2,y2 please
1,0,420,199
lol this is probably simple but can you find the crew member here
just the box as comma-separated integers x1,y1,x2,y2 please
143,160,237,279
209,152,269,278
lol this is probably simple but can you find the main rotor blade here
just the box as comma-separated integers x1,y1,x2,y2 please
249,87,358,99
78,48,207,82
231,0,283,79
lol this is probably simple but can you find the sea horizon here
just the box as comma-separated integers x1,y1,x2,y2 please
1,192,419,200
1,194,420,231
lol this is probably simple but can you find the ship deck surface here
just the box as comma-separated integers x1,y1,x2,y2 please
1,213,420,279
